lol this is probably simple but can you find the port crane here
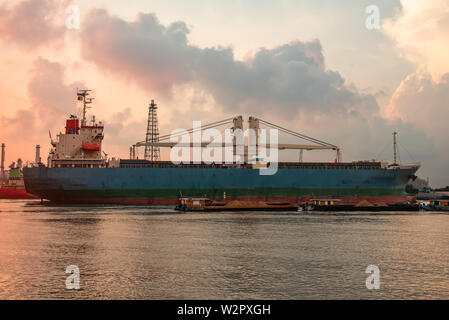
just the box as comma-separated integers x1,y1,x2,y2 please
134,115,341,163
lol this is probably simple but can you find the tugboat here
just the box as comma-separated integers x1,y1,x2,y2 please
421,200,449,212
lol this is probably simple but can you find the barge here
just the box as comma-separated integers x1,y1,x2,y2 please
175,197,299,212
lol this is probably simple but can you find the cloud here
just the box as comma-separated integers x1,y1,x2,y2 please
103,107,144,149
387,73,449,183
383,0,449,79
27,57,84,121
81,10,195,96
382,0,449,185
384,0,449,133
0,0,66,49
1,57,84,147
81,9,379,117
387,72,449,139
0,109,36,138
386,71,449,186
0,56,87,165
192,41,379,116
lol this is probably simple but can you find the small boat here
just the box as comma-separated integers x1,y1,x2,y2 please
175,197,298,212
82,141,101,151
0,186,36,199
420,200,449,212
0,168,37,199
1,145,38,199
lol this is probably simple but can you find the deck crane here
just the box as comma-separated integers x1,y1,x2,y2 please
134,115,341,163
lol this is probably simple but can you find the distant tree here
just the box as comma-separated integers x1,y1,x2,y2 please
410,177,429,190
405,184,419,195
435,186,449,192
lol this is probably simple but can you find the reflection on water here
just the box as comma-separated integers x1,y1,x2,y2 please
0,199,448,299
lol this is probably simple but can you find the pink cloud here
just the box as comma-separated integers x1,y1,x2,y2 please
80,9,376,117
27,57,84,120
1,57,84,163
0,0,66,49
388,72,449,139
81,9,194,96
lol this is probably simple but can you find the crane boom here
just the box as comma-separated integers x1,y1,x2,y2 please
134,141,337,151
132,115,342,162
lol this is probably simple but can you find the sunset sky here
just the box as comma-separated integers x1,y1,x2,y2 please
0,0,448,186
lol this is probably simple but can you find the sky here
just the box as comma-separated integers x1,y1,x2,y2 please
0,0,448,186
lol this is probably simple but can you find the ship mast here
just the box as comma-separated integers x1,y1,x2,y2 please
144,100,160,162
77,89,94,126
393,131,398,165
1,143,5,184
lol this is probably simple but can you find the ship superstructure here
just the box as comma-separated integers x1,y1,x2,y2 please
48,89,106,168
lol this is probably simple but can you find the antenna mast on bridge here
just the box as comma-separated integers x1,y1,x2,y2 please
77,89,94,126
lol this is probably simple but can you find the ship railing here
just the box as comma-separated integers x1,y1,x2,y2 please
118,160,382,170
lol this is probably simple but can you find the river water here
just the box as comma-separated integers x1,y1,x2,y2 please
0,199,448,299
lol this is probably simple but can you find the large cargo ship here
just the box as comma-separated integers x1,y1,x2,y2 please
23,91,420,205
